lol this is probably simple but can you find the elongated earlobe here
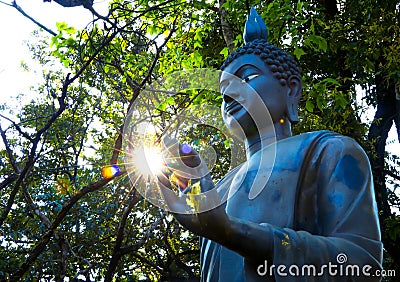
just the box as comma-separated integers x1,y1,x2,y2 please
286,75,302,123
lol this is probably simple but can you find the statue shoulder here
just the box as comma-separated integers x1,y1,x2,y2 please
279,130,370,170
307,130,369,159
290,130,365,155
275,130,339,155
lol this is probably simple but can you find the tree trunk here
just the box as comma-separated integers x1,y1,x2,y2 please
368,71,400,270
219,0,236,53
368,73,398,217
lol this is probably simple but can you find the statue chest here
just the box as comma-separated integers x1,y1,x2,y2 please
224,154,302,228
217,133,314,228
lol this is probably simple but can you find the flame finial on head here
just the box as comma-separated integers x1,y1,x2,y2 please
243,7,268,44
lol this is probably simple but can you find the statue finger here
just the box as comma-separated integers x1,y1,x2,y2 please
161,134,180,158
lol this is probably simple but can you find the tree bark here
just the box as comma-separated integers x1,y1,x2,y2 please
219,0,236,53
368,73,398,218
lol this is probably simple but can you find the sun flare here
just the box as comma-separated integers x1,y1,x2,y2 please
132,145,165,176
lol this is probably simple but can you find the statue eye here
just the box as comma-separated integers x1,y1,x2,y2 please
241,74,259,83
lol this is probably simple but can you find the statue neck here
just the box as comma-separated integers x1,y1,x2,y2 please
245,121,292,159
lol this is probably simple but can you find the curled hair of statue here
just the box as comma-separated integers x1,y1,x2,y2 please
221,7,301,86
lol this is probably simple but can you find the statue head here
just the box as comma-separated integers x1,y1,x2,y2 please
220,7,302,128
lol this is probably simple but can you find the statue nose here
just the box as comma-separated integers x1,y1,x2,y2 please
221,79,242,102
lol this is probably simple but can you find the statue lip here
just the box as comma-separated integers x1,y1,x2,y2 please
226,100,242,113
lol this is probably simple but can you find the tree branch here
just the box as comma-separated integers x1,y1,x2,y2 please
67,237,93,279
105,192,140,281
0,0,12,7
22,187,51,228
11,0,57,36
0,123,20,173
0,72,70,249
11,176,116,280
0,113,34,142
384,169,400,182
36,73,69,137
119,212,167,256
55,234,68,282
108,22,177,165
163,222,196,278
0,137,39,227
0,174,17,190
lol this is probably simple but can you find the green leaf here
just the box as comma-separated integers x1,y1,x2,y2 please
194,41,202,49
56,22,68,31
305,35,328,52
305,100,314,112
155,96,175,111
335,94,348,109
294,47,306,60
296,1,304,13
220,47,229,58
322,78,341,86
316,96,325,110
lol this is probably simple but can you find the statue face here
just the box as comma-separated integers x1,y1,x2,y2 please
219,54,289,139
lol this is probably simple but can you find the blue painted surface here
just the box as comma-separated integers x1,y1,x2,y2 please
328,193,344,207
335,154,364,190
271,190,281,202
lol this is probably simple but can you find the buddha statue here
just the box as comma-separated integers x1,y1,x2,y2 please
160,7,383,281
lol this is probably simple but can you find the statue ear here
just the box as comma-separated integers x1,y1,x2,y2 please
286,75,302,123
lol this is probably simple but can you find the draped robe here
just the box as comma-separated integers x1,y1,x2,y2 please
200,131,383,281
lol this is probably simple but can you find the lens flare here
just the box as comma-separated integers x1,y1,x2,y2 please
132,145,165,176
181,143,192,154
101,165,120,179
